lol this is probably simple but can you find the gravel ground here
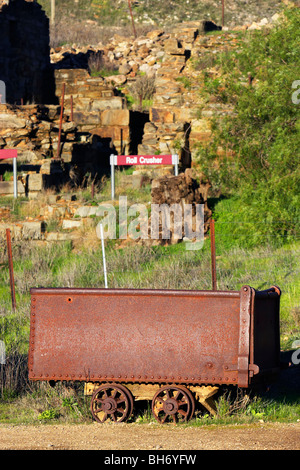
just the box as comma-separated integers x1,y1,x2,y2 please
0,421,299,451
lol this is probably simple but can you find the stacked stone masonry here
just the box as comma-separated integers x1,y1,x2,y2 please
0,2,281,196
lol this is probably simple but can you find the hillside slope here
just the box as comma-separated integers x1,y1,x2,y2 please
39,0,284,29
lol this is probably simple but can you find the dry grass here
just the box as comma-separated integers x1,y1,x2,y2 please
87,51,119,76
50,20,156,48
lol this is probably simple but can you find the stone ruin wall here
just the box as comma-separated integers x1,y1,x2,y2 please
51,20,238,180
0,2,240,202
0,3,281,244
54,68,130,156
0,0,54,105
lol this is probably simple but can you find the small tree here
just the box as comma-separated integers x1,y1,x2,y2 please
196,7,300,246
128,75,156,110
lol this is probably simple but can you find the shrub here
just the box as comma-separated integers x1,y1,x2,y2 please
196,7,300,247
127,74,156,110
87,51,118,77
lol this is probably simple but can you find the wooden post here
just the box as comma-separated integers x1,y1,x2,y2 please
222,0,225,27
55,82,65,160
51,0,55,25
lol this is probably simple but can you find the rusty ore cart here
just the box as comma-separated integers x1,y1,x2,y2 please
28,285,281,423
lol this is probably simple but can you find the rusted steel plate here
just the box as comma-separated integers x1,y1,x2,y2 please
29,287,249,387
28,286,281,388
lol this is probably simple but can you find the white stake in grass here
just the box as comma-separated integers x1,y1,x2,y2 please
100,223,108,288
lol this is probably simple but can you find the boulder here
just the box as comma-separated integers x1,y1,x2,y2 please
100,109,130,127
22,221,43,240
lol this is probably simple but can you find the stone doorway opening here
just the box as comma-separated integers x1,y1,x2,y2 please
129,111,150,156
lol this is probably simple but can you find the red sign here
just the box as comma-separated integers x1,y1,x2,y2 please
0,149,18,160
113,155,177,166
110,153,179,199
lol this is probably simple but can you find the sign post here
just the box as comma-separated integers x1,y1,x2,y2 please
0,149,18,198
110,154,179,200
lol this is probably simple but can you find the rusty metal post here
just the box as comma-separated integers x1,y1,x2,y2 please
6,229,16,311
222,0,225,27
128,0,137,39
55,82,65,160
210,219,217,291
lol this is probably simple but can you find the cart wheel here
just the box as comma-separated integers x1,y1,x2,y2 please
91,383,134,423
151,385,195,424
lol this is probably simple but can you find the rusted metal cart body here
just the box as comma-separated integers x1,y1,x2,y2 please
28,285,281,423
